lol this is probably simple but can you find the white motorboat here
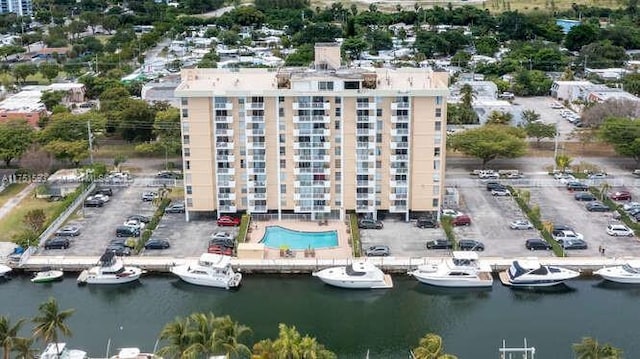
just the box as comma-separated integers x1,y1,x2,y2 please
408,251,494,288
499,259,580,287
312,261,393,289
77,252,143,285
31,268,64,283
40,343,87,359
594,261,640,284
110,347,162,359
0,264,11,277
171,253,242,289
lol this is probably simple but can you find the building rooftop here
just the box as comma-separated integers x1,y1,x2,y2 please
0,90,45,112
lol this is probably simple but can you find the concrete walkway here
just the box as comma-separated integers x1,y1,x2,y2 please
0,182,36,221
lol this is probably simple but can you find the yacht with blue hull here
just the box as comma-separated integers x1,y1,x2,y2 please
499,259,580,287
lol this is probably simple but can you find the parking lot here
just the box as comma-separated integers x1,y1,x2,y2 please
144,211,220,257
359,221,446,257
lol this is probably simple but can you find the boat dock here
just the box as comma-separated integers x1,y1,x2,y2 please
9,255,637,275
497,271,512,286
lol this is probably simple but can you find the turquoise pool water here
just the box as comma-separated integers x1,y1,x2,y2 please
260,226,338,250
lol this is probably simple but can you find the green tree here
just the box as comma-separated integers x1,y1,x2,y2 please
342,37,368,60
22,209,46,233
0,119,35,166
32,298,74,356
521,109,541,124
39,63,59,83
213,315,252,359
565,24,599,52
485,111,513,125
555,154,573,173
0,316,25,359
412,333,458,359
158,316,192,358
12,63,37,85
40,90,66,111
12,336,37,359
525,122,557,147
448,125,527,168
599,117,640,163
572,337,623,359
43,140,89,166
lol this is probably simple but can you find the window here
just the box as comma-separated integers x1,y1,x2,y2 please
434,160,440,170
335,172,341,180
335,147,341,156
318,81,334,90
186,198,193,207
435,121,441,131
183,135,190,144
335,159,341,168
280,159,286,168
280,146,286,155
335,184,341,193
434,147,441,157
186,186,192,195
432,198,439,207
181,98,188,106
181,108,188,118
240,159,245,168
376,134,382,143
335,119,341,129
279,96,284,102
185,160,190,170
435,108,442,117
436,96,442,105
335,107,341,117
279,108,285,117
376,109,382,117
433,186,440,195
335,97,341,104
281,184,286,193
183,148,190,157
344,81,360,89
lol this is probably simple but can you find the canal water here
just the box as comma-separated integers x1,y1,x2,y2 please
2,274,638,358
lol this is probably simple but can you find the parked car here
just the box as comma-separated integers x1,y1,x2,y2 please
458,239,485,251
609,191,632,201
491,188,511,196
505,173,524,179
554,172,575,182
365,245,390,257
115,226,140,238
525,238,551,251
606,224,635,237
510,220,534,230
44,237,70,250
358,218,383,229
623,202,640,212
553,224,575,232
84,198,104,207
574,192,596,201
633,169,640,177
208,237,235,249
105,244,131,256
217,216,241,227
552,230,584,241
479,172,500,179
207,244,233,256
588,172,608,180
55,225,81,237
416,217,438,228
441,209,463,217
127,214,150,223
94,188,113,196
566,182,589,191
164,202,186,214
144,239,170,250
559,239,588,250
109,238,135,249
141,191,158,202
426,239,453,250
92,194,110,203
210,231,232,240
123,219,145,230
451,215,471,226
586,202,611,212
156,171,182,179
486,182,506,191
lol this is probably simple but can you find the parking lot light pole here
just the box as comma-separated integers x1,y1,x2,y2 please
552,124,559,173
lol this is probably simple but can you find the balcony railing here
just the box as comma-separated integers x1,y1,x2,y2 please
294,142,330,150
391,102,410,110
217,168,235,175
356,128,376,136
391,128,409,136
248,102,264,109
215,116,233,123
389,205,407,213
246,116,264,123
294,128,331,136
218,205,237,212
390,142,409,149
216,142,234,149
214,103,232,110
390,154,409,162
217,193,236,200
356,102,376,110
249,205,268,213
217,180,236,188
294,155,330,162
391,115,409,123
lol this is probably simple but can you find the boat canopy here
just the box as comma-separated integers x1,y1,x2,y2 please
199,253,231,268
452,251,479,261
98,252,116,266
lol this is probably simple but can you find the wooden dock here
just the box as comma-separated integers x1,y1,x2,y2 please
498,271,512,286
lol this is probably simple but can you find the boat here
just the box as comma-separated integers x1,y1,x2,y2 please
312,261,393,289
498,259,580,287
77,252,144,285
170,253,242,289
0,264,11,278
31,268,64,283
40,343,87,359
408,251,494,288
110,347,162,359
594,261,640,284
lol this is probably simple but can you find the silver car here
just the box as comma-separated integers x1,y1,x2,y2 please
510,220,533,230
365,245,390,257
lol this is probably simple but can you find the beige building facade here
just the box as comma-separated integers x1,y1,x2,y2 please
175,43,449,221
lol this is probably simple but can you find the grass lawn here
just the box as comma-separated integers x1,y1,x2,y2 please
0,71,71,86
0,183,29,208
315,0,620,12
0,191,61,242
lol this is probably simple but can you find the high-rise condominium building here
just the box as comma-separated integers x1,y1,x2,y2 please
175,43,448,221
0,0,32,16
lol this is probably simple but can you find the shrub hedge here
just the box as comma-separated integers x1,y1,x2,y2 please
349,214,361,257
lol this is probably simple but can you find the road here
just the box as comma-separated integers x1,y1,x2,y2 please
514,96,579,141
0,183,36,221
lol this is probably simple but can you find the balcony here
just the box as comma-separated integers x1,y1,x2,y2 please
356,192,375,200
356,128,376,136
390,142,409,149
294,142,330,150
356,154,376,162
391,128,409,136
248,192,267,200
294,167,331,175
247,181,266,188
218,205,237,213
357,180,372,187
247,128,265,136
356,102,376,110
216,142,234,149
247,142,266,150
293,102,330,110
356,142,375,149
248,102,264,110
390,167,408,175
389,193,407,201
356,167,375,175
249,205,268,213
356,205,375,213
389,205,408,213
214,103,232,110
247,155,265,162
215,116,233,123
217,154,235,162
391,115,409,123
215,128,234,136
217,180,236,188
390,180,408,188
294,155,330,162
217,193,236,200
246,116,264,123
390,154,409,162
293,128,330,136
295,180,331,188
293,115,330,123
247,167,266,175
356,116,377,123
294,205,331,213
391,102,410,110
216,168,235,175
294,193,331,201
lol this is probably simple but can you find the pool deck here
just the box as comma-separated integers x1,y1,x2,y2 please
247,220,352,259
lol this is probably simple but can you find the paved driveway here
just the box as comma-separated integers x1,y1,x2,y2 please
515,96,577,141
143,211,219,257
359,221,446,258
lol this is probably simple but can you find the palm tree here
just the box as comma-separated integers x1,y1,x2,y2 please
572,337,623,359
252,339,276,359
12,337,37,359
459,84,475,110
0,316,25,359
412,333,458,359
272,324,302,358
32,298,74,356
555,154,573,173
158,316,193,359
184,312,218,358
214,315,252,359
599,182,611,201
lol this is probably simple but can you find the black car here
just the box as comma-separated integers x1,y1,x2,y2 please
486,182,506,191
358,218,383,229
94,188,113,196
116,226,140,237
44,237,70,250
209,237,235,249
426,239,453,250
105,244,131,256
566,182,589,191
586,202,611,212
127,214,151,223
525,238,552,251
416,217,438,229
144,239,170,250
553,224,575,232
156,171,182,179
574,192,596,201
84,198,104,207
458,239,485,251
559,239,588,250
109,238,135,249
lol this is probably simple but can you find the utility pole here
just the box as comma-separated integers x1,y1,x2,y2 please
87,120,94,164
95,54,99,74
583,55,588,78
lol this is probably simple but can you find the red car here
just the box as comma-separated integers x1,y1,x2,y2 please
452,215,471,226
207,244,233,256
217,215,241,227
609,191,632,201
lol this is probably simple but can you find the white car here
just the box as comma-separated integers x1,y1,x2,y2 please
606,224,635,237
558,175,577,184
123,219,145,230
491,188,511,196
210,231,232,240
441,209,463,218
552,230,584,241
623,202,640,211
92,194,110,203
550,102,564,109
510,220,534,230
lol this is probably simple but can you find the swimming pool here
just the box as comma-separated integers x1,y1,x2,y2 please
260,226,338,250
